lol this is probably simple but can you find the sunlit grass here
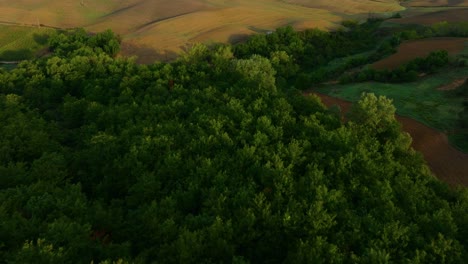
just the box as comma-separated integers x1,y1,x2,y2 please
0,25,55,60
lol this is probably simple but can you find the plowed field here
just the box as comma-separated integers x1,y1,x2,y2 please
388,8,468,25
373,37,467,70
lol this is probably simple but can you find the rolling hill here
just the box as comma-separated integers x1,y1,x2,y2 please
0,0,404,62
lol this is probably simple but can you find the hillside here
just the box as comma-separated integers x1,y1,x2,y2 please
283,0,402,13
0,0,404,61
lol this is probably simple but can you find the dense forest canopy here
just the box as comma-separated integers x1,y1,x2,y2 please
0,22,467,263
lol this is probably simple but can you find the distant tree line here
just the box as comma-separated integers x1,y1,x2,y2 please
234,19,388,88
49,28,121,58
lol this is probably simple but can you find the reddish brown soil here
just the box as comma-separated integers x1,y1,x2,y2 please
307,92,468,187
388,8,468,25
372,37,467,70
406,0,468,7
437,78,466,90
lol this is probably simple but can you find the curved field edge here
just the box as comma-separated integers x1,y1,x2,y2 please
372,37,467,70
314,67,468,152
309,92,468,187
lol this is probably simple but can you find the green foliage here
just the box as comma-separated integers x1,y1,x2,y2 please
49,29,121,57
348,93,398,134
451,79,468,150
340,50,450,84
0,28,467,263
234,21,384,85
11,239,65,264
317,67,467,152
431,22,468,38
234,54,277,91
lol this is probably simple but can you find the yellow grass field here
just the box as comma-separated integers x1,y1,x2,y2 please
0,0,404,62
372,37,467,70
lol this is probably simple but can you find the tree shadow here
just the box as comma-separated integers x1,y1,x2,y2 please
0,64,17,71
0,32,52,61
247,26,272,34
0,49,33,61
120,41,178,64
228,33,251,45
33,33,50,45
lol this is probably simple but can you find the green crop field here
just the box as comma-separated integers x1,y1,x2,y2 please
0,25,55,60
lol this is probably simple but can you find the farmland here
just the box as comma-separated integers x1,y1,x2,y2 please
387,8,468,25
1,1,468,262
0,25,54,60
406,0,468,7
1,1,466,160
315,68,467,139
372,37,467,70
0,0,403,61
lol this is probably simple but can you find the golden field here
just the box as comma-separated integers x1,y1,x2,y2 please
0,0,404,61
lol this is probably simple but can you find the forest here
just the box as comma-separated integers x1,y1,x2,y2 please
0,20,467,263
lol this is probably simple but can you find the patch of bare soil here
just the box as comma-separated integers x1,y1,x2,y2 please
372,37,467,70
306,92,468,187
388,8,468,25
437,78,466,90
406,0,468,7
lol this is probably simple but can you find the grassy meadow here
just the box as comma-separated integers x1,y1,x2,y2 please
0,25,55,60
315,66,468,151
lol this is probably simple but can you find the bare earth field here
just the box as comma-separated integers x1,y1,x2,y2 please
406,0,468,6
388,8,468,25
282,0,402,14
310,92,468,187
0,0,404,62
372,37,467,70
